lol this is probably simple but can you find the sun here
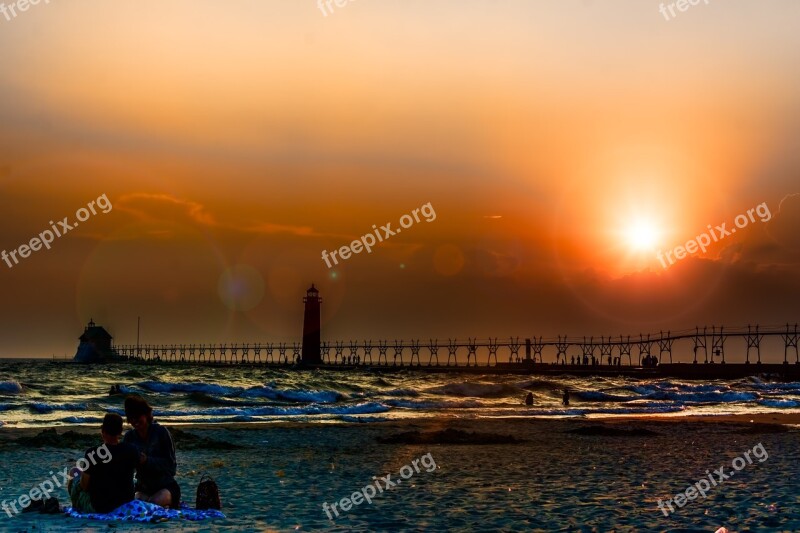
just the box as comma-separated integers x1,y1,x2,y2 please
625,219,660,251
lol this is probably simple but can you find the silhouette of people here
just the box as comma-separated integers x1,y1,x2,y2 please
525,392,533,406
562,389,570,406
571,355,575,365
641,355,659,368
69,413,139,514
123,396,181,508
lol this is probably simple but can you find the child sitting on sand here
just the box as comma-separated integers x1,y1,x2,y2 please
69,413,139,514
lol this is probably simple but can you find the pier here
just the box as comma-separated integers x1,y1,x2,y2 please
87,285,800,378
109,324,800,379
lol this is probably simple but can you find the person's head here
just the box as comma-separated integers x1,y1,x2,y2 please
101,413,124,443
124,395,153,433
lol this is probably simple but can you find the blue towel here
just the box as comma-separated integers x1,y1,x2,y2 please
65,499,225,522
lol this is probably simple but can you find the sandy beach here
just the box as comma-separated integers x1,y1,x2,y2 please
608,411,800,426
2,0,799,530
1,416,797,532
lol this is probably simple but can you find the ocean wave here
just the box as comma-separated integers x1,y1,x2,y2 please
138,381,344,404
240,385,342,403
748,382,800,392
424,382,520,398
156,401,390,418
60,416,104,424
759,389,800,399
628,382,730,395
356,388,420,400
338,415,389,423
187,392,259,407
660,382,730,393
0,381,23,394
641,391,758,403
29,402,87,414
516,379,567,391
226,415,256,423
120,368,148,378
757,399,800,408
523,405,686,417
386,399,483,409
571,391,635,402
138,381,245,396
382,388,420,397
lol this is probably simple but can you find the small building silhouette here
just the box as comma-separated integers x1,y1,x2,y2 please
302,284,322,364
74,319,118,363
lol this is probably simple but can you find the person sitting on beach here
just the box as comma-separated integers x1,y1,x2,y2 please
123,395,181,509
69,413,139,514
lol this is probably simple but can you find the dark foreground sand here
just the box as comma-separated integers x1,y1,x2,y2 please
1,417,797,532
611,412,800,426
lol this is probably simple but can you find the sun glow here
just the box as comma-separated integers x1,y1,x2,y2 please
626,220,660,251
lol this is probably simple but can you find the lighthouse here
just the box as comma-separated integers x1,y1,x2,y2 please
74,318,118,363
302,284,322,364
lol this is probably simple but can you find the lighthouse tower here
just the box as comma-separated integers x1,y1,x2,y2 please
302,284,322,364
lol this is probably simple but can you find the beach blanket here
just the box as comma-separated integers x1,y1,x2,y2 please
65,500,225,522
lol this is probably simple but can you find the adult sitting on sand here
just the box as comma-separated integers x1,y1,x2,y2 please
123,395,181,509
69,413,139,513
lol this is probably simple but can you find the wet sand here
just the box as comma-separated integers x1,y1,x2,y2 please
1,417,798,531
607,412,800,426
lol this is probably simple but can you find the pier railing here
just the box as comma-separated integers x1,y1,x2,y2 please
111,323,799,368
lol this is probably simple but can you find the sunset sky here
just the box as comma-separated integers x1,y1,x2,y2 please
1,0,799,359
